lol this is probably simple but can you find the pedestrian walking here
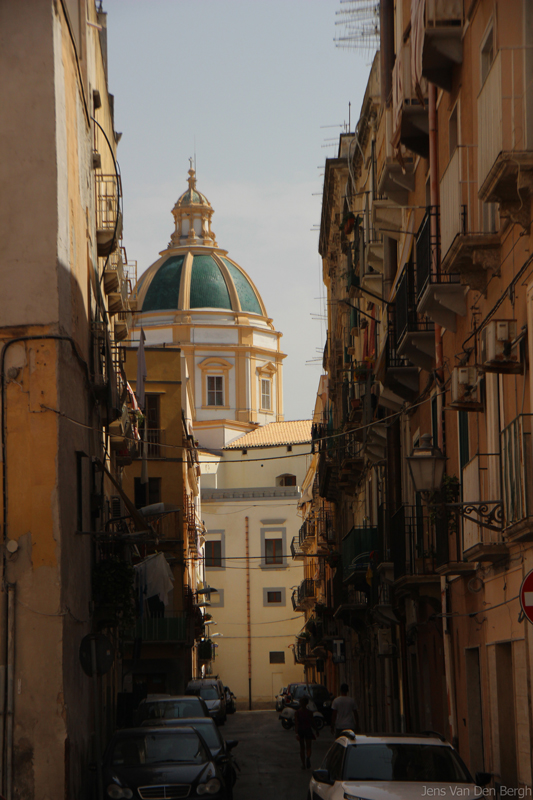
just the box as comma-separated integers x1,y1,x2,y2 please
294,696,319,769
330,683,359,738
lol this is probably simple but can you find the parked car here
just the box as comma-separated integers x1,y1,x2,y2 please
186,679,227,725
285,683,333,722
144,717,239,795
224,686,236,714
133,695,210,726
275,686,288,712
102,726,229,800
309,732,492,800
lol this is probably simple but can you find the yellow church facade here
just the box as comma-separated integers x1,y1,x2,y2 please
127,170,307,703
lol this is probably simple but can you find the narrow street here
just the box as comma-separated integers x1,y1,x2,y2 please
224,710,332,800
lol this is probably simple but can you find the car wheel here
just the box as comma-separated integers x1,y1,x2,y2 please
281,718,292,730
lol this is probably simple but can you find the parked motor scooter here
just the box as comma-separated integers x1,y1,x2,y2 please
279,697,325,731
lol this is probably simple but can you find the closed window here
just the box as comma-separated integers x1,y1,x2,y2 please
265,538,283,565
269,651,285,664
267,591,282,604
261,378,271,410
205,540,222,567
207,376,224,406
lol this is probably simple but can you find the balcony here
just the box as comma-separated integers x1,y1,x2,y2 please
317,511,335,550
414,0,464,92
376,328,419,402
461,454,507,562
342,525,379,583
292,579,315,612
390,505,440,592
108,270,129,317
478,48,533,226
392,42,429,158
114,310,132,342
377,107,415,206
123,611,192,645
396,266,435,372
299,517,315,551
96,174,123,257
290,536,305,560
372,200,403,242
337,430,364,489
294,638,312,664
501,415,533,541
415,207,468,332
440,146,501,289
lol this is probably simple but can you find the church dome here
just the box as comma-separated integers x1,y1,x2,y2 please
133,168,267,318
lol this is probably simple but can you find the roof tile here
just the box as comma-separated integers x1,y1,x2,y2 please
224,420,312,449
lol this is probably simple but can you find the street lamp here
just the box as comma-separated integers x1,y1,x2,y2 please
407,433,503,533
407,434,446,496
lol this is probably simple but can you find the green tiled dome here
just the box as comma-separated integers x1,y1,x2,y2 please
222,259,262,315
142,256,185,312
190,255,231,309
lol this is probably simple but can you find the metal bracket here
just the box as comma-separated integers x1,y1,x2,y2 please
447,501,503,532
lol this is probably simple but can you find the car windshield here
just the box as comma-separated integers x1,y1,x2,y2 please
138,699,204,722
293,686,310,700
310,686,329,702
343,744,472,782
111,733,207,766
198,688,219,701
190,722,222,749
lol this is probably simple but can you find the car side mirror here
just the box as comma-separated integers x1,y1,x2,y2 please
475,772,492,787
312,769,334,785
226,740,239,749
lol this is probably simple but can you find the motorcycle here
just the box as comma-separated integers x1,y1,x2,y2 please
279,697,325,731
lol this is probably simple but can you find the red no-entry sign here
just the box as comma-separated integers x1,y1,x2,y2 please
520,569,533,624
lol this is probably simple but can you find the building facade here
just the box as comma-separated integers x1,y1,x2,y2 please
307,0,533,789
0,2,138,797
127,172,308,707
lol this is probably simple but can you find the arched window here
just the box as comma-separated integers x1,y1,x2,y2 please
277,474,296,487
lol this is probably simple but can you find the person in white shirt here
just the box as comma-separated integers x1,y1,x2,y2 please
330,683,359,738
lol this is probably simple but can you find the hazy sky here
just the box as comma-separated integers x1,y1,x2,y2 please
104,0,372,421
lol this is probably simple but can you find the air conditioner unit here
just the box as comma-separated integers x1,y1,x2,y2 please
480,320,520,372
110,495,124,519
450,367,483,411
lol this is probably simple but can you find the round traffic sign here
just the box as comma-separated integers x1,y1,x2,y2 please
519,569,533,624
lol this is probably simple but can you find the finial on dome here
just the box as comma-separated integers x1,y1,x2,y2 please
188,157,197,191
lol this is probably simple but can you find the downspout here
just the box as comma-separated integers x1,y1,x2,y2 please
245,516,252,710
428,83,444,447
0,589,5,793
441,577,458,747
6,583,15,800
429,80,458,746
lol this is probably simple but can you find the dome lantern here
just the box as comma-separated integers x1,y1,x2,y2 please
170,162,217,248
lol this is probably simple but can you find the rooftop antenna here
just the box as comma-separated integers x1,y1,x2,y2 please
334,0,380,57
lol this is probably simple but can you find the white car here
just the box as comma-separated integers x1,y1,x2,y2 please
308,732,492,800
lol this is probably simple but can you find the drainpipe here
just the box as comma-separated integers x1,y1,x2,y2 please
396,623,407,732
0,588,5,794
245,517,252,710
441,577,458,746
429,80,457,745
428,82,444,448
6,583,15,800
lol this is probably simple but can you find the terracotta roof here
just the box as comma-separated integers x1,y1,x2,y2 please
224,420,312,449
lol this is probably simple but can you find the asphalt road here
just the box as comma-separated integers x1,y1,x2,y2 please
223,709,334,800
